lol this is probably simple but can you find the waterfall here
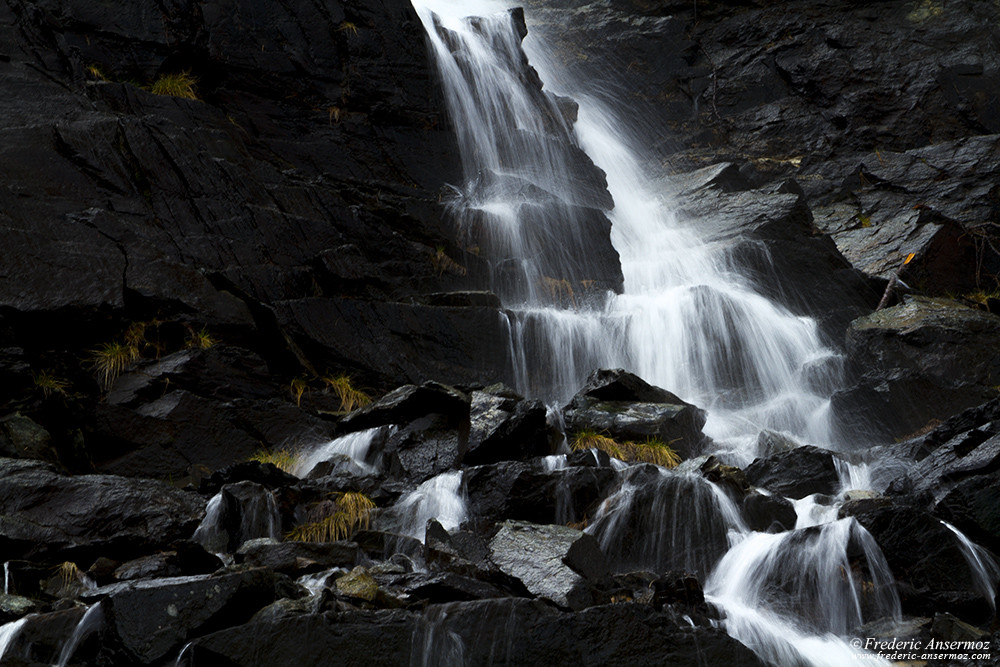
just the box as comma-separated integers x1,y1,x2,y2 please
407,2,928,664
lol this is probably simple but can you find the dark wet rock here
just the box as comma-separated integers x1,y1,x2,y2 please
585,464,731,578
835,297,1000,441
192,481,280,555
91,569,283,664
398,571,510,604
183,598,765,666
742,491,797,533
0,593,39,622
684,186,877,340
464,460,616,528
423,520,502,584
463,386,550,466
236,539,359,574
489,520,610,611
745,445,842,499
341,383,470,433
0,414,56,463
382,413,466,483
352,530,424,563
0,458,204,562
756,430,801,459
844,502,997,624
700,455,751,499
92,389,335,480
0,605,89,666
563,369,707,458
113,543,224,582
199,461,300,494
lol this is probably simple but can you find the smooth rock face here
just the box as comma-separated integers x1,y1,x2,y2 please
488,520,609,611
835,297,1000,440
0,457,204,561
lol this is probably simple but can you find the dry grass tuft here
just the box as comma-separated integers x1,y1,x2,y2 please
286,491,376,543
150,71,198,99
89,341,139,390
248,448,300,473
571,430,681,469
322,374,372,412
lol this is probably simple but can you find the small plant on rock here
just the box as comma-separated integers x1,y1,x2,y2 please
286,491,376,543
85,64,108,81
289,377,309,407
150,71,198,100
32,370,69,398
571,429,625,460
625,436,682,469
185,326,215,350
248,447,299,473
89,340,139,390
322,374,372,412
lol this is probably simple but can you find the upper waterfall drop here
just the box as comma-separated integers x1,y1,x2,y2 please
413,0,844,458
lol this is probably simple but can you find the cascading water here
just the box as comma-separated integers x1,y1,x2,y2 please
409,2,991,665
377,470,468,541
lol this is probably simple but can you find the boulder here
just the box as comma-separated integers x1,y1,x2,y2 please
95,569,283,664
0,605,90,665
192,481,281,555
0,414,56,463
835,297,1000,441
844,502,998,623
0,458,204,562
742,491,797,533
488,520,610,611
563,369,706,458
745,445,842,499
236,540,359,574
341,383,470,433
463,386,550,465
463,459,617,528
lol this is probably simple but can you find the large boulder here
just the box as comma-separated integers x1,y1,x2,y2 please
0,458,204,562
89,568,284,664
463,385,550,465
563,369,706,458
834,297,1000,441
489,520,610,611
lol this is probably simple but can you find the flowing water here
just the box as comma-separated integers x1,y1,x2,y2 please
383,2,1000,664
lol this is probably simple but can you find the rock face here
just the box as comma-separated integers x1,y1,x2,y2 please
0,457,204,562
181,598,764,666
835,297,1000,440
